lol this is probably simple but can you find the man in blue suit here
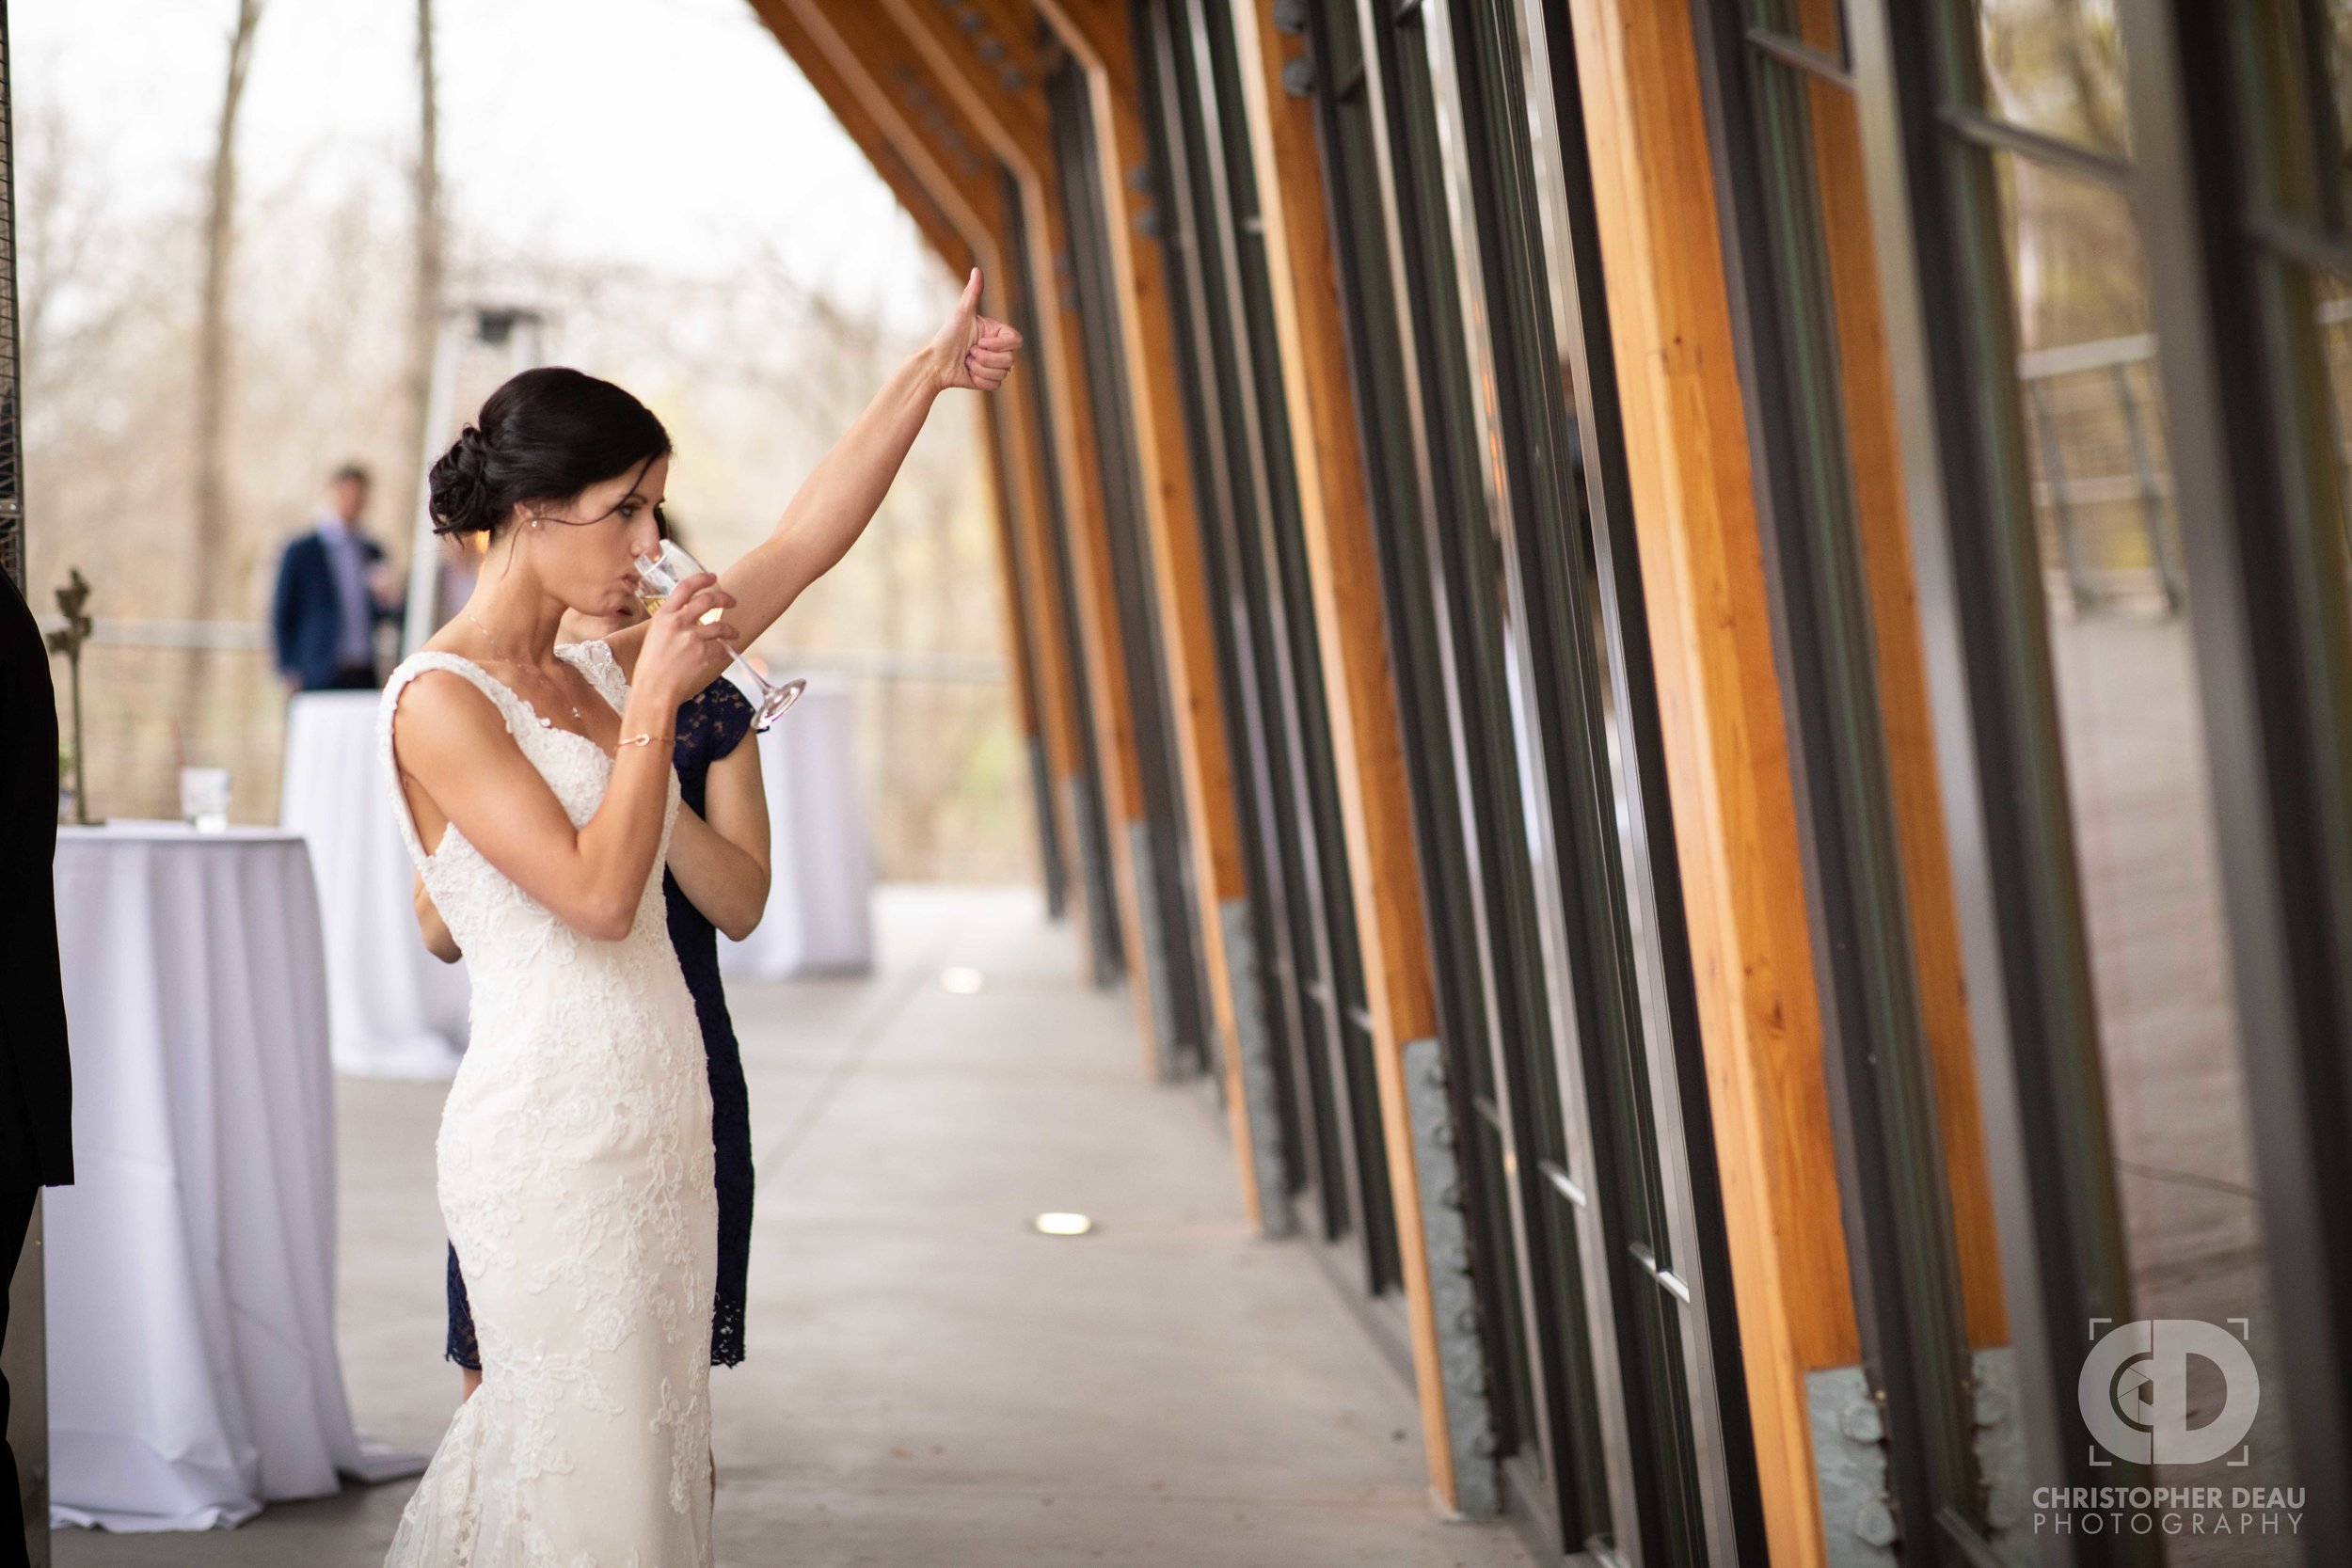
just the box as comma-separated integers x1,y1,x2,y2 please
270,462,402,691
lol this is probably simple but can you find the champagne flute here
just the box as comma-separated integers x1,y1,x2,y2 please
634,539,805,729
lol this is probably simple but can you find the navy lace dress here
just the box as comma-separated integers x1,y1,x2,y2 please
446,675,760,1369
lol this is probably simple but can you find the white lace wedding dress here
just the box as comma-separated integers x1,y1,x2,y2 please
378,639,716,1568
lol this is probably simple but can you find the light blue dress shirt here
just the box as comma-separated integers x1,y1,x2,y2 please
314,514,373,667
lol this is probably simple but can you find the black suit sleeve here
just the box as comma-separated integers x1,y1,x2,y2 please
0,575,71,1188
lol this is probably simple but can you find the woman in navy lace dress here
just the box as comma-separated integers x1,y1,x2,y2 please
415,590,767,1385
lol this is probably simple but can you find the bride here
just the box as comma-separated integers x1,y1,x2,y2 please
378,270,1019,1566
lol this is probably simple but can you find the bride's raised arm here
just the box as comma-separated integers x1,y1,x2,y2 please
608,268,1021,678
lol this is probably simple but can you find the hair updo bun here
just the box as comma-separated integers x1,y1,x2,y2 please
425,366,672,538
427,425,495,536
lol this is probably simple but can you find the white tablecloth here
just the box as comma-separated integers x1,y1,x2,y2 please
719,676,874,977
47,824,422,1530
281,691,469,1079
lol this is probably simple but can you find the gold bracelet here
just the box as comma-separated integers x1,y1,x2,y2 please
618,730,672,750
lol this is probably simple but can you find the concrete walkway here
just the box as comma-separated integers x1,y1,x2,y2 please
56,885,1534,1568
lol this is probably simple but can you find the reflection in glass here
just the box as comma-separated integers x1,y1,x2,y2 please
2328,3,2352,216
2317,274,2352,613
1994,151,2299,1561
1974,0,2131,155
1745,0,1844,57
1994,155,2177,611
2233,2,2345,226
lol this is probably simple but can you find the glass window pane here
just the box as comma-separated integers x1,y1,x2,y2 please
2230,2,2344,229
2328,3,2352,215
1974,0,2132,157
1994,152,2301,1554
2323,274,2352,527
1746,0,1845,57
2298,267,2352,640
1739,42,2022,1386
1995,151,2172,610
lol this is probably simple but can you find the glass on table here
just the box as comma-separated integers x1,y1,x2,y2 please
179,767,231,832
632,539,804,730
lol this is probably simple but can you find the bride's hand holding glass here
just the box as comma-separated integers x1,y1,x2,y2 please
635,539,805,727
629,570,738,715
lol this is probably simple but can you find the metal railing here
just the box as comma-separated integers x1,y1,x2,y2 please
2016,331,2185,615
31,615,1008,684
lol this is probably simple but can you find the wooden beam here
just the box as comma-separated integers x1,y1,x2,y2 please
1227,0,1461,1511
937,0,1057,92
887,0,1058,155
821,0,1168,1055
748,0,992,253
975,394,1041,779
1025,0,1124,73
985,206,1104,934
1566,3,1854,1561
1056,117,1259,1086
918,16,1150,966
747,0,1101,968
880,0,1279,1139
980,245,1087,793
1028,162,1167,1056
1063,26,1264,1203
992,0,1281,1222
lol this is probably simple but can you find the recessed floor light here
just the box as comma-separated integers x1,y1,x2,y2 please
1033,1211,1094,1236
941,966,987,994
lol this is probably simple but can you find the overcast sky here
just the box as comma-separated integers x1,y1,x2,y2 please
9,0,943,325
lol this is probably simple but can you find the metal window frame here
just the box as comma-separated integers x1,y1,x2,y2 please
1424,0,1770,1561
1499,2,1771,1561
1288,0,1770,1558
1687,3,1997,1561
1159,0,1341,1245
1826,3,2285,1564
1190,0,1402,1293
1410,0,1645,1547
2107,2,2352,1557
1002,159,1128,987
1347,0,1616,1546
1133,0,1405,1294
1846,0,2157,1541
1044,57,1217,1069
1135,0,1311,1176
1295,0,1549,1487
979,398,1073,921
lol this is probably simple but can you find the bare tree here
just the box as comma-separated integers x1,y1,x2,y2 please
22,49,1016,869
180,0,264,728
396,0,443,581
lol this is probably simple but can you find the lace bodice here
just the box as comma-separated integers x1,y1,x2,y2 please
380,640,680,976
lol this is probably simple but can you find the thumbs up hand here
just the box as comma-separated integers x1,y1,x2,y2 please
925,267,1024,393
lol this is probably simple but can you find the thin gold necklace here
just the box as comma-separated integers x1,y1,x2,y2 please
464,608,586,725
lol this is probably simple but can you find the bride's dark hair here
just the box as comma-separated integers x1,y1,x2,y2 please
427,367,671,538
